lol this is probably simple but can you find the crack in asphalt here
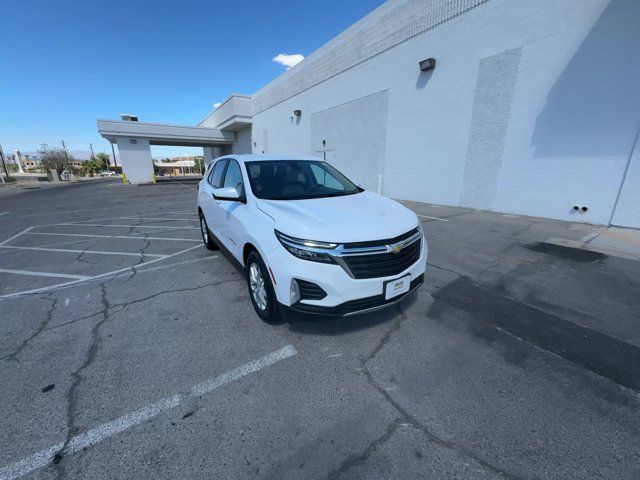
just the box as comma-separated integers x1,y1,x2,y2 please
326,419,402,480
2,294,58,362
24,271,238,476
326,303,522,480
35,276,242,336
52,279,112,479
427,262,462,277
121,219,151,285
74,249,96,266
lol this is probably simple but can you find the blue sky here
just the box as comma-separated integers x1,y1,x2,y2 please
0,0,384,159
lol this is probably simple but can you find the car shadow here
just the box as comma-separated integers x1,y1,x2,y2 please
285,293,418,336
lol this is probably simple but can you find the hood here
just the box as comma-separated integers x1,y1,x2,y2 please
256,191,419,243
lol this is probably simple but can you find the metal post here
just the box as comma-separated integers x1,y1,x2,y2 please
0,143,10,178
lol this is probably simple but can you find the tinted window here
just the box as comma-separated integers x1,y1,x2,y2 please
207,159,228,188
245,160,361,200
222,160,244,197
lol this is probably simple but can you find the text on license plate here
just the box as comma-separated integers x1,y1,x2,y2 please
385,275,411,300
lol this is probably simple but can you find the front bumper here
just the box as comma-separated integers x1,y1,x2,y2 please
265,234,427,316
284,273,424,317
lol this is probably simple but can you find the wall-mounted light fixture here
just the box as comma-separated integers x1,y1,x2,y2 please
129,139,137,144
419,58,436,72
293,109,302,117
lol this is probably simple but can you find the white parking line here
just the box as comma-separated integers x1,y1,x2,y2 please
130,218,199,222
0,244,203,299
26,232,200,242
8,203,194,219
64,212,198,225
0,345,297,480
101,217,198,222
0,228,33,247
135,255,217,274
160,178,199,191
417,214,449,222
146,211,197,215
0,246,166,258
76,216,198,224
0,268,90,280
57,223,200,230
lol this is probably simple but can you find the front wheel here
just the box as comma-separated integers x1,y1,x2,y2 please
199,211,218,250
246,250,281,324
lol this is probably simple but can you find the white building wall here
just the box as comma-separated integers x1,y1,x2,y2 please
612,136,640,227
250,0,640,226
232,126,252,154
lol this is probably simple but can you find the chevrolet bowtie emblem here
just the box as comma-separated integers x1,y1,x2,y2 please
389,242,404,253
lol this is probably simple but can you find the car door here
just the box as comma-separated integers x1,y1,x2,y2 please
199,159,228,238
216,158,248,261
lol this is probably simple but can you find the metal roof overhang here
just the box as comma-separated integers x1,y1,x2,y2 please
97,119,236,146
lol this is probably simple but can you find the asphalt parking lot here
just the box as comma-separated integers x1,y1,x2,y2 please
1,178,639,479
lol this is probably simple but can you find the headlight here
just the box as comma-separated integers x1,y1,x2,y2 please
275,230,337,264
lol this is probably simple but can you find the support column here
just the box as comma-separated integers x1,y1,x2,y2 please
203,147,215,166
203,146,225,167
115,137,154,184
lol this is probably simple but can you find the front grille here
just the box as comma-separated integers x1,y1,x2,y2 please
297,279,327,300
341,233,422,279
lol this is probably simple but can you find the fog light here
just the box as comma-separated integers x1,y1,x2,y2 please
290,279,300,304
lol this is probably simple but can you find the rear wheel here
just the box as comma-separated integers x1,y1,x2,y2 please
199,211,218,250
246,250,281,323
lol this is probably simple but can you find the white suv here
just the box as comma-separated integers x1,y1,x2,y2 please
197,155,427,322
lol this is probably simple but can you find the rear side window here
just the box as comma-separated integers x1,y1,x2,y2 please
207,160,228,188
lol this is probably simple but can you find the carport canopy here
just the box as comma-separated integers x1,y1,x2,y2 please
97,119,236,183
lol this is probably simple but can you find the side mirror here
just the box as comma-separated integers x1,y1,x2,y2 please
213,186,245,203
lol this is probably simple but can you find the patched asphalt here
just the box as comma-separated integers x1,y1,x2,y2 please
1,178,639,479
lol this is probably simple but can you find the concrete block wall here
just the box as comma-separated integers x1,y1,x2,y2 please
249,0,640,227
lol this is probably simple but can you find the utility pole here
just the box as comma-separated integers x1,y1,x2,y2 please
89,143,95,160
0,143,10,178
61,140,71,179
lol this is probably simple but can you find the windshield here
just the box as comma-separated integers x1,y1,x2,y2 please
245,160,363,200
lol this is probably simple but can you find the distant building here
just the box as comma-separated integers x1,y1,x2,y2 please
153,156,197,176
22,156,40,173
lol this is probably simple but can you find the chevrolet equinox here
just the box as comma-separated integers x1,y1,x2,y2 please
197,155,427,322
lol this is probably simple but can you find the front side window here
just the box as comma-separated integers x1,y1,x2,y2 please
245,160,362,200
208,159,228,188
222,160,245,197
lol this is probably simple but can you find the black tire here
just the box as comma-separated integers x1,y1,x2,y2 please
246,250,281,324
199,211,218,250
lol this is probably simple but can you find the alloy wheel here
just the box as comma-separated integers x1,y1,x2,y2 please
249,263,268,310
200,215,208,243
